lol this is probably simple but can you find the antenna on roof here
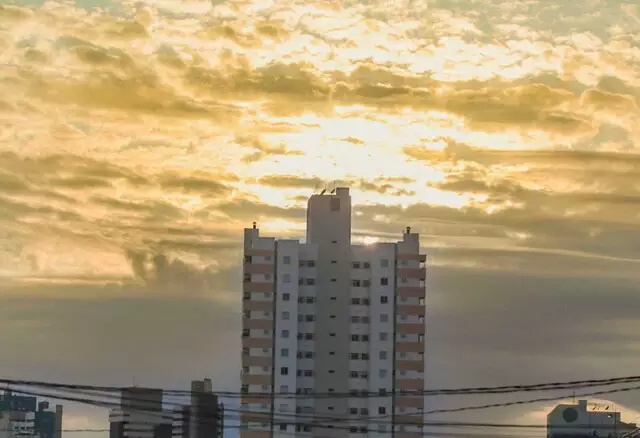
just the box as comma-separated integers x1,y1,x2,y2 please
330,181,336,194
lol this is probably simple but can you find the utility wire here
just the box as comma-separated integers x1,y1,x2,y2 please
2,375,640,398
4,382,639,435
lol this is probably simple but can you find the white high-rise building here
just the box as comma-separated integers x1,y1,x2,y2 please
241,188,427,438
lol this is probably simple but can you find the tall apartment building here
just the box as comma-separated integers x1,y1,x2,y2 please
241,187,427,438
171,379,224,438
109,388,170,438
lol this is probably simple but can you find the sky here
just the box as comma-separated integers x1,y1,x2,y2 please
1,0,640,435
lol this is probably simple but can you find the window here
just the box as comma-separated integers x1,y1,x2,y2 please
330,314,336,319
280,367,289,375
282,293,290,301
363,298,370,305
331,260,337,264
350,407,358,414
380,296,389,303
282,311,290,320
281,330,289,338
305,278,315,285
361,353,369,360
362,316,369,323
364,262,371,269
328,388,335,393
305,333,313,340
279,424,287,431
360,408,369,415
305,314,314,322
380,332,388,341
329,351,335,355
329,369,335,374
380,259,389,267
379,369,388,378
380,277,389,286
378,407,386,414
330,333,336,337
283,274,291,283
351,334,359,341
362,334,369,341
351,316,359,323
331,278,337,282
281,348,289,357
283,256,291,265
378,388,387,395
380,314,389,322
379,351,387,359
305,297,314,304
330,198,340,211
350,371,358,378
305,352,313,358
401,277,408,284
351,298,360,304
244,255,252,263
279,385,288,392
350,353,358,360
351,280,361,287
304,370,313,377
331,240,338,244
265,273,272,280
352,262,360,269
363,280,371,287
265,255,272,261
330,296,336,300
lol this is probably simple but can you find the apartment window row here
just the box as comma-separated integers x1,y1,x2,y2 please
243,310,271,319
350,297,369,305
298,296,315,304
348,389,388,396
351,262,371,269
349,407,370,415
299,260,315,268
350,334,369,341
350,353,370,360
349,371,369,379
298,314,315,322
296,369,314,377
297,351,314,359
298,278,315,285
350,316,370,324
350,279,371,287
297,333,315,340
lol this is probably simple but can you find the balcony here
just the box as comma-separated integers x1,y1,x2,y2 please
242,319,273,330
241,374,272,386
395,396,424,409
395,378,424,391
243,283,274,294
243,263,274,274
242,356,272,367
396,341,424,353
396,267,426,279
396,322,425,335
396,254,426,262
243,338,272,349
241,395,272,405
396,304,424,317
396,359,424,373
245,249,275,257
244,301,273,312
396,286,425,298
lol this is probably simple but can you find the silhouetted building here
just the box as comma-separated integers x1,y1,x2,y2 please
0,393,62,438
548,400,637,438
34,402,63,438
172,380,223,438
109,388,170,438
0,411,36,438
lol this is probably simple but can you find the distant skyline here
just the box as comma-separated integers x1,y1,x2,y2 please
1,0,640,437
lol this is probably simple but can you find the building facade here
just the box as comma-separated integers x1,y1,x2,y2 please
548,400,637,438
241,188,427,438
171,379,224,438
0,411,36,438
0,393,62,438
109,388,169,438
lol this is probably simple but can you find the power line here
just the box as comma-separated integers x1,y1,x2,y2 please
2,375,640,398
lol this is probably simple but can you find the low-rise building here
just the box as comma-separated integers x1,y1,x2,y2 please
548,400,637,438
